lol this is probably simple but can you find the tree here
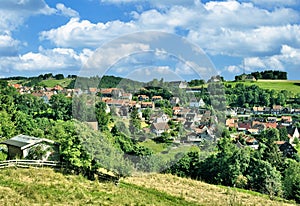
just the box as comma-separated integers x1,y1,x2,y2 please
95,102,110,131
141,108,152,122
129,106,141,135
49,94,72,121
279,127,289,141
246,158,282,197
54,74,64,80
0,110,16,138
283,160,300,203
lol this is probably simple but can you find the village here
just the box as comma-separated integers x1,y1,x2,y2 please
8,79,300,159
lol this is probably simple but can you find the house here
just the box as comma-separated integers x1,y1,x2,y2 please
245,137,259,150
293,108,300,115
54,85,64,92
152,96,163,102
172,106,182,116
186,113,198,122
275,141,297,158
272,105,283,115
88,88,98,94
189,98,205,108
141,102,155,109
186,132,202,144
1,134,59,160
286,126,299,144
184,121,195,130
169,81,188,89
152,113,169,123
225,118,238,129
253,106,270,115
244,75,256,82
170,97,180,106
104,99,126,108
264,122,277,129
225,108,237,116
281,116,293,126
253,106,264,115
120,93,132,100
238,122,251,132
150,122,169,136
138,95,149,101
100,88,114,97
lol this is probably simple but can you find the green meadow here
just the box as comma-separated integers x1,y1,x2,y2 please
0,168,295,206
225,80,300,95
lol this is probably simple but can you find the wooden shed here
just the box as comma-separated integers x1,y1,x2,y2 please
1,134,59,160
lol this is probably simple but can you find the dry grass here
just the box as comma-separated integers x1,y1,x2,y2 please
0,168,296,206
125,173,296,206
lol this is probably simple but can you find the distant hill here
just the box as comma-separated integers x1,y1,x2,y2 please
225,79,300,95
0,168,295,206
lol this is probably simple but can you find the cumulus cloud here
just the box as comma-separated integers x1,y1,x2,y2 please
243,0,299,8
225,65,241,74
40,1,300,58
82,43,150,76
56,3,79,18
0,0,55,32
242,45,300,72
40,18,138,48
100,0,198,8
0,34,19,56
0,47,92,73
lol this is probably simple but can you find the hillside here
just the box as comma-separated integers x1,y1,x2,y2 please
0,168,296,206
225,80,300,95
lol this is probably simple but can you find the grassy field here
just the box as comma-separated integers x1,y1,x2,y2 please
40,78,74,88
225,80,300,95
0,168,296,206
8,78,74,88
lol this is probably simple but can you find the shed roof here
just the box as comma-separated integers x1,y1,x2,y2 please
1,134,55,150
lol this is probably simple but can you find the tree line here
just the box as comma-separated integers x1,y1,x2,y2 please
235,70,287,81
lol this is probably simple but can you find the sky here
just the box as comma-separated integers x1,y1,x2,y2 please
0,0,300,81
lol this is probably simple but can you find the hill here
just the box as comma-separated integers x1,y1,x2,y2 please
0,168,295,206
225,80,300,95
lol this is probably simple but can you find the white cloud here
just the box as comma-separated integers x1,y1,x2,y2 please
242,45,300,72
100,0,198,8
0,0,55,32
40,18,138,48
0,34,19,56
126,66,182,82
0,47,92,73
244,0,299,8
82,43,150,76
226,65,241,74
40,1,300,58
56,3,79,18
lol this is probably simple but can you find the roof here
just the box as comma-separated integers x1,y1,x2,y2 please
1,134,55,150
151,122,169,131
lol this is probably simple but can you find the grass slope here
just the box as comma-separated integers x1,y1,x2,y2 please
225,80,300,95
0,168,296,206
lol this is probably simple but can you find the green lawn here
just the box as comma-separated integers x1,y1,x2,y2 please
225,80,300,95
40,78,74,88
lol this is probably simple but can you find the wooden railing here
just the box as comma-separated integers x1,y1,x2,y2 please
0,159,62,169
0,160,120,184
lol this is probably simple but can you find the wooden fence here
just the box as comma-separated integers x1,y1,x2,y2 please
0,159,120,184
0,159,62,169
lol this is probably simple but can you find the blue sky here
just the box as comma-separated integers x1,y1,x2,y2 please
0,0,300,81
